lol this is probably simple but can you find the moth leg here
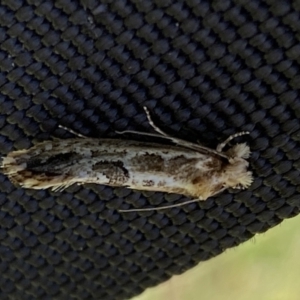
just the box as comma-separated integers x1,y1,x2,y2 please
116,130,184,142
116,129,227,157
143,107,214,151
216,131,250,152
143,106,171,138
117,106,188,146
118,198,202,212
118,107,229,158
118,188,227,212
58,125,89,139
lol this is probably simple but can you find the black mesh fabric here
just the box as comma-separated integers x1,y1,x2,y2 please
1,0,300,299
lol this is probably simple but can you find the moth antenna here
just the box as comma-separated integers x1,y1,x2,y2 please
216,131,250,152
118,198,202,212
58,125,88,139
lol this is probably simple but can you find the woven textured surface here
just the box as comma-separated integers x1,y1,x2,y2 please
1,0,300,299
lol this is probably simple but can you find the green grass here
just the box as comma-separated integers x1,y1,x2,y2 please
133,215,300,300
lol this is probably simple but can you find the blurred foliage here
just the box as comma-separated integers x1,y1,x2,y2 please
133,215,300,300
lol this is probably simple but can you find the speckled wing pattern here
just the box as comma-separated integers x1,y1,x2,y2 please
1,137,252,200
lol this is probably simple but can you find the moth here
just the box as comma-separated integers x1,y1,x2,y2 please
1,107,252,211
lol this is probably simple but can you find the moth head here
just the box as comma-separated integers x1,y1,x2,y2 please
222,144,253,190
225,143,250,159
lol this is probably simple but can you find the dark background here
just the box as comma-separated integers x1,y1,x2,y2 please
0,0,300,299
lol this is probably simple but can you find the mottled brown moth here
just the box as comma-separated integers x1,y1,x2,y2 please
1,107,252,211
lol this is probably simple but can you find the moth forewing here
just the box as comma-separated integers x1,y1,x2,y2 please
1,138,252,197
1,108,252,211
